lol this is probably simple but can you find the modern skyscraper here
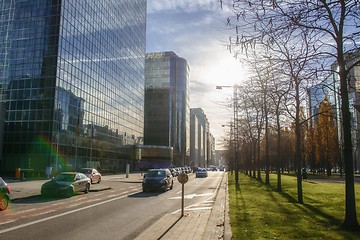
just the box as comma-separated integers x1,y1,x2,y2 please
0,0,146,175
144,52,190,167
190,108,209,168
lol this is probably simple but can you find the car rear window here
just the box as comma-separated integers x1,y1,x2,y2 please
147,170,165,177
54,174,75,182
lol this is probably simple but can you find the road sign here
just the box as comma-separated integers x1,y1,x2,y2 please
177,172,188,184
177,172,188,217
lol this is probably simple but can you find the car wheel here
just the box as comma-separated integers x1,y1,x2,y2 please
97,177,101,184
67,187,75,197
84,183,90,194
0,197,9,211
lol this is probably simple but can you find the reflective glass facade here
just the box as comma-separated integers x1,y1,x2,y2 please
144,52,190,166
0,0,146,175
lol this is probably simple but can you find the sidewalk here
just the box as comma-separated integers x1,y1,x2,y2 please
5,172,232,239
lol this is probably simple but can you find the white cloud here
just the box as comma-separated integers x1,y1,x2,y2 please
148,0,221,13
147,0,246,148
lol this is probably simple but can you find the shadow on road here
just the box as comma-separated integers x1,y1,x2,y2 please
128,191,162,198
11,192,91,204
11,195,66,204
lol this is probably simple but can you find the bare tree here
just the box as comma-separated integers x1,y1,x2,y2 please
268,71,291,192
221,0,359,228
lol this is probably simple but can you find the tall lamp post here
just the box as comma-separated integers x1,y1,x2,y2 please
216,85,239,184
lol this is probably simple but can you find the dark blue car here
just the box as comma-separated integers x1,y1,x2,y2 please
142,169,173,192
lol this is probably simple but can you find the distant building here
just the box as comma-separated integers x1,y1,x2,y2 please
308,84,329,126
144,52,190,167
313,50,360,171
331,51,360,171
208,133,216,166
190,108,209,168
0,0,146,175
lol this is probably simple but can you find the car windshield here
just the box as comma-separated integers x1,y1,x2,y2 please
0,177,5,186
54,173,75,182
80,169,92,174
146,170,165,178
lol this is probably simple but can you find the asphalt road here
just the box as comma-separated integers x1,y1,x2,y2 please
0,171,224,240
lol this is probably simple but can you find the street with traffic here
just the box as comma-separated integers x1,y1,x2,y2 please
0,171,230,240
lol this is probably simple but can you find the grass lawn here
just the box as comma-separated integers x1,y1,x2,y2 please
228,172,360,239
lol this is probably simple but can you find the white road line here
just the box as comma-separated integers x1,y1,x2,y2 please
66,203,83,208
194,193,213,197
186,207,212,211
33,210,56,216
0,191,139,235
0,220,15,226
51,203,64,206
20,208,39,214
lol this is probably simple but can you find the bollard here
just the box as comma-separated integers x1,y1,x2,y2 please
15,168,21,179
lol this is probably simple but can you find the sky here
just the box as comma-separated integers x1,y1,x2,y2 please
146,0,248,149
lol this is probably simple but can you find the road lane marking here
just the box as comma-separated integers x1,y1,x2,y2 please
0,220,15,226
186,207,212,211
169,193,213,200
20,208,38,214
0,190,140,235
33,210,56,216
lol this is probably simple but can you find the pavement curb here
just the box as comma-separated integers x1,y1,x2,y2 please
203,172,231,240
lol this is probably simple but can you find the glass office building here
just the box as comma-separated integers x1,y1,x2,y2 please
0,0,146,176
144,52,190,166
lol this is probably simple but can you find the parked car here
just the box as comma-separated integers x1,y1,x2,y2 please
0,177,10,211
41,172,91,197
80,168,102,184
195,168,208,178
169,168,178,177
142,169,173,192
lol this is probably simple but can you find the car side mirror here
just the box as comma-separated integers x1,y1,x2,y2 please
75,176,80,181
143,173,147,179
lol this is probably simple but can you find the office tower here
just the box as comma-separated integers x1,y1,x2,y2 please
190,108,209,168
144,52,190,167
0,0,146,175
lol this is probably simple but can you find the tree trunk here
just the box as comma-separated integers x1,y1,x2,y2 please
257,134,262,181
276,109,282,192
295,79,303,204
338,56,359,229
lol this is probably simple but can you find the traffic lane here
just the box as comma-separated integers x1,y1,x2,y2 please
181,171,223,197
0,172,223,239
0,185,184,240
0,171,220,219
1,176,140,215
178,171,224,208
0,182,141,228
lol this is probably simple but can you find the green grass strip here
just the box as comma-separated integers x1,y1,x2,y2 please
228,172,360,239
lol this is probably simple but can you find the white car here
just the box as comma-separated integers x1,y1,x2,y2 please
195,168,208,178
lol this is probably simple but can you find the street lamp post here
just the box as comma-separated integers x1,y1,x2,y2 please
217,85,239,184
